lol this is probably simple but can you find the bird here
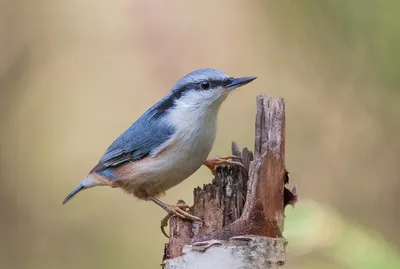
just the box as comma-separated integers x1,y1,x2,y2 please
62,68,256,234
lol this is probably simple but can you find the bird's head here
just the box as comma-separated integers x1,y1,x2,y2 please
170,68,256,110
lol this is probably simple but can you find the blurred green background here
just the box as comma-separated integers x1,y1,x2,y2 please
1,0,399,268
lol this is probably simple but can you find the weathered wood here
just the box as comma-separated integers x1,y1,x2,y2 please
165,236,286,269
163,94,296,268
164,143,253,260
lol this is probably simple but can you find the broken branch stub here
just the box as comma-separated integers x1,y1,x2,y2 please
163,94,295,267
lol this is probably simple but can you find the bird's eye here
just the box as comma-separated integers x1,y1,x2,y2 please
200,82,210,90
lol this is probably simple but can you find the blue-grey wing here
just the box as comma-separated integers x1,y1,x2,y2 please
90,114,175,173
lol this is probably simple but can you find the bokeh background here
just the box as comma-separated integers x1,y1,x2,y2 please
1,0,399,268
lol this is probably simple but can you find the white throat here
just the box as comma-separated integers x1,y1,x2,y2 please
165,90,228,166
166,90,227,129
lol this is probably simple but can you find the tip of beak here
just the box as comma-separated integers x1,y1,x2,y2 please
62,184,85,205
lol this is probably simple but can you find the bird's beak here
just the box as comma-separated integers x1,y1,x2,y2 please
226,76,257,90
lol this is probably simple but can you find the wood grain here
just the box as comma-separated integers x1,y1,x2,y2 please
163,95,296,264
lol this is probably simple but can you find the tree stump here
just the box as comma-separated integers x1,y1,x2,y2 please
162,94,297,269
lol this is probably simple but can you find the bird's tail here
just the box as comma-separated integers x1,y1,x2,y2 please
62,175,104,205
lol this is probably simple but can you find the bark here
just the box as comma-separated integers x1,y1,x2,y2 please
163,95,297,269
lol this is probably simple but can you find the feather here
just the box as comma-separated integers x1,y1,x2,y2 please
90,106,176,174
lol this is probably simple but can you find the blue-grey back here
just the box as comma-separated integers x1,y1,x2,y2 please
91,96,176,172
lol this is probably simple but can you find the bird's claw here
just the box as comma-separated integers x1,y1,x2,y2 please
203,155,247,175
160,213,173,238
160,201,202,238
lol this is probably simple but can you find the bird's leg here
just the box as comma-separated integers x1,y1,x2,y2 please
149,197,202,238
203,155,246,175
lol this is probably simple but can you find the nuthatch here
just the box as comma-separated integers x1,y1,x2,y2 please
63,68,256,234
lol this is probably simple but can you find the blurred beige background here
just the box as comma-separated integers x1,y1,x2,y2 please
1,0,400,268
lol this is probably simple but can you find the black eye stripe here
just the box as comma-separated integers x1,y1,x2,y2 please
151,77,233,118
168,78,231,93
198,78,232,90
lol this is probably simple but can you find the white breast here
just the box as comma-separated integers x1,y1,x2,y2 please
166,97,219,172
129,91,226,194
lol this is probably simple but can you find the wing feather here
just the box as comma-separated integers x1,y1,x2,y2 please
90,111,175,174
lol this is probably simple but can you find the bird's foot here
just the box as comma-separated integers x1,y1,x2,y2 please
160,200,202,238
150,197,202,238
166,202,201,221
203,155,246,175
